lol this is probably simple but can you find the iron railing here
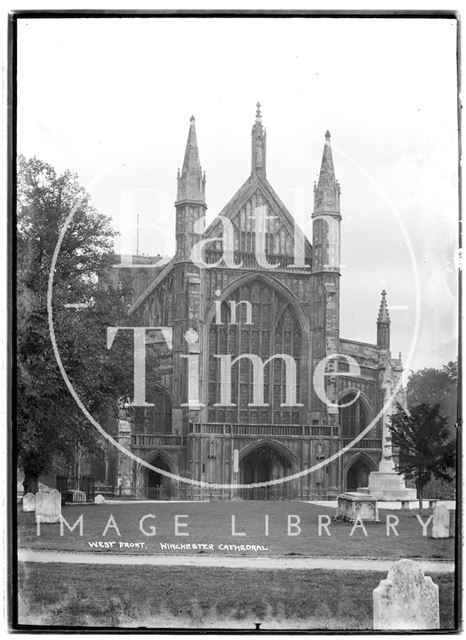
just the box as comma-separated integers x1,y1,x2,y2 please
239,484,298,500
56,475,95,503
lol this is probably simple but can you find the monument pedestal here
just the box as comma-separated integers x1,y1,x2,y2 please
367,460,416,501
336,492,379,522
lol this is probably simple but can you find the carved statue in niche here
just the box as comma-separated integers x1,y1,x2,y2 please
208,437,216,459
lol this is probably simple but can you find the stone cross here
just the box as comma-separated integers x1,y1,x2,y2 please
432,503,450,539
378,364,396,473
35,488,61,524
22,493,36,512
373,559,439,630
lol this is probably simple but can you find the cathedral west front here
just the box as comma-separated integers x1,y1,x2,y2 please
108,105,405,500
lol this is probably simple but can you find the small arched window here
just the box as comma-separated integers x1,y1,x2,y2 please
338,391,369,438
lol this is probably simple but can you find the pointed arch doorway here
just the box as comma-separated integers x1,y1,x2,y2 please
345,455,376,492
239,441,295,499
144,453,174,500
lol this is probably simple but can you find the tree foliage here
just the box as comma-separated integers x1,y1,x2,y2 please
389,402,456,509
406,361,458,432
17,155,135,492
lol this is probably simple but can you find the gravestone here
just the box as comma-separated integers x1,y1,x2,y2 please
432,503,450,539
95,494,105,504
22,493,36,512
373,559,439,630
35,488,61,524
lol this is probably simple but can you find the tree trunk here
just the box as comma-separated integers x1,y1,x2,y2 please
23,472,39,495
416,480,423,510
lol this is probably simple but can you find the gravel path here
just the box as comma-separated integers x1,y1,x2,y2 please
18,548,454,573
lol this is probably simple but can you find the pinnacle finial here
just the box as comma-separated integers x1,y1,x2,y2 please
377,289,390,348
313,128,338,213
251,102,266,177
177,115,204,202
190,115,195,123
378,289,390,323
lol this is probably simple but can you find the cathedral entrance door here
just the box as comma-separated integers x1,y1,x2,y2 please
240,444,292,500
146,457,171,500
346,457,372,492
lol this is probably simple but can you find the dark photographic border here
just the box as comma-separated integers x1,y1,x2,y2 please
8,8,462,634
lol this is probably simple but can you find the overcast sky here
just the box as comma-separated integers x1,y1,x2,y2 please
17,16,458,375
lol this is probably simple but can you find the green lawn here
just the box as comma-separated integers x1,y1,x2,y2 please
17,563,456,630
18,501,454,560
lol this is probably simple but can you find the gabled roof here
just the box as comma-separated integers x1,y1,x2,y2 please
127,258,174,316
128,108,314,315
204,173,312,257
128,172,313,315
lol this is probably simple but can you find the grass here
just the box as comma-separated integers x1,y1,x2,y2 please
18,501,455,560
17,562,456,630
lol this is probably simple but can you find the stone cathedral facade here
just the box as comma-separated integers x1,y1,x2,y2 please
109,105,405,500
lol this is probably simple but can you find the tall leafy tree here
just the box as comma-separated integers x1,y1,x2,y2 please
389,403,456,509
406,361,458,433
17,155,135,493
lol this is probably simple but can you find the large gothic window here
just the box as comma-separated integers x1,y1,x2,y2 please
338,391,369,438
208,280,303,425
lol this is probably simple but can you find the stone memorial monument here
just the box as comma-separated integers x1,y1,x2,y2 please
95,494,106,504
367,355,416,501
35,488,61,524
22,493,36,512
373,559,439,630
431,503,450,539
336,492,379,522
